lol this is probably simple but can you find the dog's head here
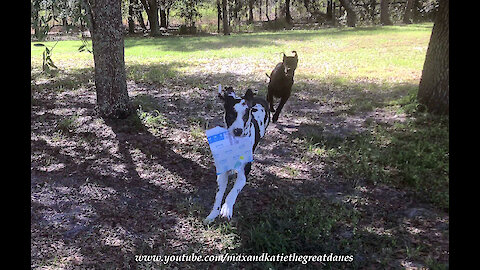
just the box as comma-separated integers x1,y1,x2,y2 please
282,51,298,78
218,85,255,137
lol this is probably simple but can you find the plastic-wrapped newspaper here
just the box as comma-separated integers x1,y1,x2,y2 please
206,126,254,175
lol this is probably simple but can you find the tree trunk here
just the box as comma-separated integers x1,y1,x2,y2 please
380,0,393,25
222,0,230,35
217,0,222,33
266,0,270,21
139,0,160,36
258,0,262,21
248,0,254,24
84,0,131,119
326,0,333,21
338,0,356,27
160,7,167,28
285,0,292,24
403,0,414,24
128,0,136,33
417,0,449,115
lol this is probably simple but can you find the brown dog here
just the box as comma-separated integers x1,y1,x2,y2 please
266,51,298,123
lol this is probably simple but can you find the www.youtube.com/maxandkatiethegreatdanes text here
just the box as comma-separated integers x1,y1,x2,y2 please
135,253,354,265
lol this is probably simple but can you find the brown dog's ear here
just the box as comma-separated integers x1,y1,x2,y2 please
244,89,254,108
292,51,298,59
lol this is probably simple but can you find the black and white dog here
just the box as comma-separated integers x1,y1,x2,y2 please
204,85,270,223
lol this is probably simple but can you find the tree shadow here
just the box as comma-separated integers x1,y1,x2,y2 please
31,60,447,268
123,24,431,53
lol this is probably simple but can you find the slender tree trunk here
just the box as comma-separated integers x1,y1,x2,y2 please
326,0,332,21
135,0,147,31
83,0,131,119
258,0,262,21
160,6,167,28
217,0,222,33
338,0,356,27
403,0,414,24
285,0,292,23
128,0,136,33
139,0,160,36
266,0,270,21
248,0,254,24
380,0,393,25
418,0,449,115
222,0,230,35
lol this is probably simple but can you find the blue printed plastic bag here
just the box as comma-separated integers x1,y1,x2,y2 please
206,126,254,175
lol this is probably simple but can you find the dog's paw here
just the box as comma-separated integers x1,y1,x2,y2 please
204,210,220,224
220,203,233,220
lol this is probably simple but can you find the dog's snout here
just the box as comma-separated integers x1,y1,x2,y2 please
233,128,243,136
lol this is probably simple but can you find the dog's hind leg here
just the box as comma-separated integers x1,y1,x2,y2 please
220,162,251,220
272,96,289,123
204,172,229,223
267,90,275,112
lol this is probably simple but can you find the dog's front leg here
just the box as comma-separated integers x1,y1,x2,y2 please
273,95,289,123
204,172,228,223
220,164,249,220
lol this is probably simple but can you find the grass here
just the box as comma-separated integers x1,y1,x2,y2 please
31,23,448,268
31,23,433,85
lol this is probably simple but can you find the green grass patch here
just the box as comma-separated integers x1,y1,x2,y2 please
302,113,449,210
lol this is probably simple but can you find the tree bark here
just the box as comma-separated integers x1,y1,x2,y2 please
326,0,333,21
160,8,167,28
217,0,222,33
84,0,131,119
285,0,292,24
128,0,136,33
265,0,270,21
380,0,393,25
222,0,230,35
403,0,414,24
248,0,254,24
338,0,356,27
139,0,160,36
417,0,449,115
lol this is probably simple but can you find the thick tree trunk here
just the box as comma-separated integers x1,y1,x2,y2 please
222,0,230,35
84,0,131,119
403,0,414,24
418,0,449,115
338,0,356,27
380,0,393,25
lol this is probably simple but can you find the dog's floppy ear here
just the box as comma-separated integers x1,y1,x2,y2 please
292,50,298,59
244,89,255,108
218,84,234,100
217,84,224,100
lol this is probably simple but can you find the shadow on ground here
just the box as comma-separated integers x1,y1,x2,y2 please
31,66,448,269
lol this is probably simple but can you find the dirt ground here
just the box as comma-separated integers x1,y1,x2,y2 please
31,73,448,269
